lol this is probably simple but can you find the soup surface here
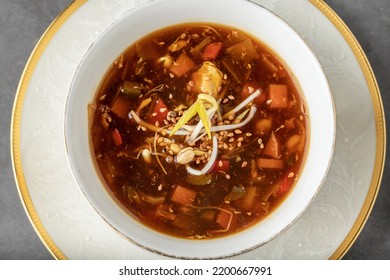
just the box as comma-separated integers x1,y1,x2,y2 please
90,23,307,239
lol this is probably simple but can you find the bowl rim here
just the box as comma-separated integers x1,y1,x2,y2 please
64,0,336,259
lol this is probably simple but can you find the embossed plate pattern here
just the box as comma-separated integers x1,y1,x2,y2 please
11,0,385,259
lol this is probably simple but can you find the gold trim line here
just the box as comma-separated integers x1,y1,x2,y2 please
10,0,88,260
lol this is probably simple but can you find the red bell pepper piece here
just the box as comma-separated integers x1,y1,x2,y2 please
241,82,266,105
111,128,123,146
202,42,223,60
274,173,295,197
146,98,168,125
208,159,230,173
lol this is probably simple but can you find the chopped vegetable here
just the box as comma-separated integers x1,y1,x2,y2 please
168,39,187,52
286,134,301,152
260,53,279,74
121,81,145,98
254,118,272,135
274,174,295,197
216,209,233,230
155,204,176,221
147,98,168,125
241,82,266,105
210,159,230,173
256,158,284,169
185,173,213,186
111,128,123,146
171,185,197,205
268,84,288,109
142,194,165,205
224,184,246,201
170,53,195,77
226,38,259,63
202,42,223,60
190,36,212,57
110,95,131,119
263,132,282,159
239,186,257,211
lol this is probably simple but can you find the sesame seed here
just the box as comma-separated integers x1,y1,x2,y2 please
241,161,248,168
141,126,147,131
218,160,223,167
229,138,235,143
223,98,229,104
288,172,295,178
266,100,273,105
228,95,235,100
152,112,158,116
169,93,173,99
227,132,234,137
246,132,253,137
237,142,242,147
226,174,231,179
155,121,160,126
169,73,175,78
160,108,167,113
237,137,244,142
235,129,242,134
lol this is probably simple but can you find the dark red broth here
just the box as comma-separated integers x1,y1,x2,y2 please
90,23,307,239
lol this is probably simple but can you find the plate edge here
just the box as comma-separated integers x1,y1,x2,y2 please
10,0,88,260
309,0,386,260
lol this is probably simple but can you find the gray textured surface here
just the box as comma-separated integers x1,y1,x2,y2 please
0,0,388,260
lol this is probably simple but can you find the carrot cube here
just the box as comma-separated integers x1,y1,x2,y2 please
216,210,232,230
262,132,282,159
268,84,288,109
170,53,195,77
170,185,197,205
256,158,284,169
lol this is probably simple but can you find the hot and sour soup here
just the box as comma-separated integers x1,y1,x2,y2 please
90,23,307,239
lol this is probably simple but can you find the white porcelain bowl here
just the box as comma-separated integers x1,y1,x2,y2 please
64,0,335,259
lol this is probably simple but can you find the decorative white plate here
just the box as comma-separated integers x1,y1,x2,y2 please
11,0,385,259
